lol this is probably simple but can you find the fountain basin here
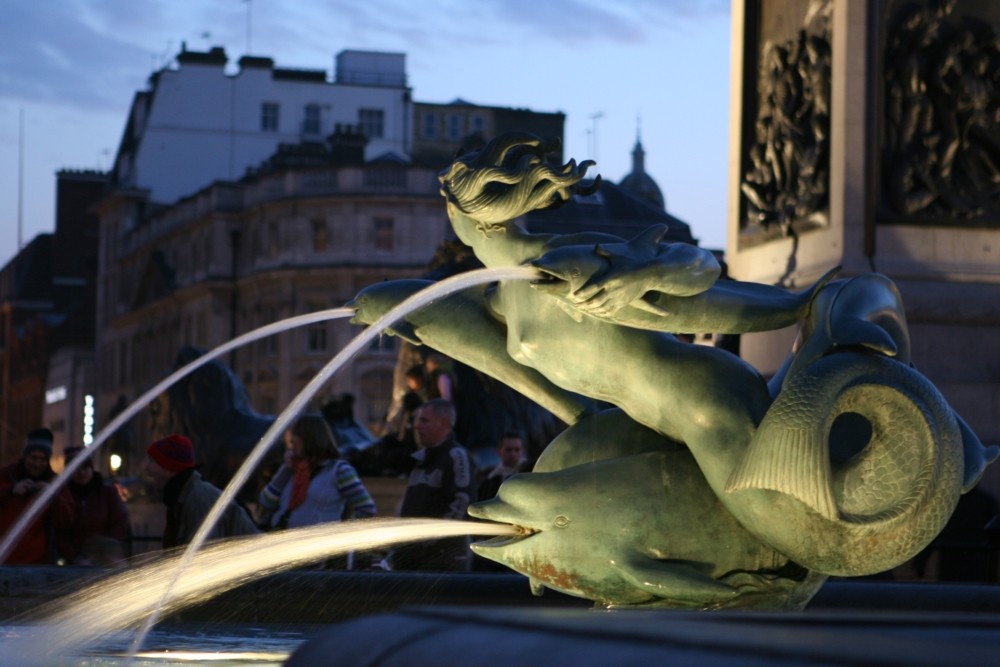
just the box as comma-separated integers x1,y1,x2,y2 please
3,567,1000,665
288,587,1000,666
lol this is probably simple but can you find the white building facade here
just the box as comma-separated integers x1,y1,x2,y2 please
112,46,411,207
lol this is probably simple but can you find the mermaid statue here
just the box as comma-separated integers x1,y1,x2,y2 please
350,133,997,610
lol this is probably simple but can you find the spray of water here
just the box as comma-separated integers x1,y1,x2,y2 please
10,518,519,664
0,307,357,565
129,265,540,658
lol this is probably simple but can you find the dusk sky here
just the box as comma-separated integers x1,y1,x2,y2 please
0,0,733,269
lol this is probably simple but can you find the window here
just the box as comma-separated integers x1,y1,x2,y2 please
373,217,394,252
261,102,280,131
303,103,321,134
306,325,327,352
305,301,327,352
470,116,485,134
268,222,280,257
422,113,437,139
447,114,462,140
260,308,278,356
363,167,405,188
311,219,328,252
358,108,384,138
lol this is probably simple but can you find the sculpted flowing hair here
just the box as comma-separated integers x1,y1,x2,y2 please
438,132,600,233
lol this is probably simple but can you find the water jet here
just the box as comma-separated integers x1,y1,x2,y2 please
3,133,998,665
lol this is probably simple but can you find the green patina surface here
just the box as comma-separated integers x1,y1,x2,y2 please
351,133,997,609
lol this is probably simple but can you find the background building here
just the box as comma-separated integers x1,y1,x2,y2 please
111,46,411,207
411,100,565,167
0,170,105,465
90,45,585,480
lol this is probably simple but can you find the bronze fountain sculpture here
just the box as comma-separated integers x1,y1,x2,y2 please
350,132,997,610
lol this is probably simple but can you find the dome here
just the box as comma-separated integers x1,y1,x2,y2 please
618,137,665,211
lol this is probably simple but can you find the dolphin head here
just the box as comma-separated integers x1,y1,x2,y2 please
529,244,610,296
782,273,910,389
470,470,630,602
529,225,672,297
345,280,432,344
469,454,675,606
470,420,812,609
345,280,430,326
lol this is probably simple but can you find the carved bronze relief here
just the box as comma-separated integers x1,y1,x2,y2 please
740,0,833,243
879,0,1000,225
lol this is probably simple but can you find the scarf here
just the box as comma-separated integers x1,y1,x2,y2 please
288,460,314,511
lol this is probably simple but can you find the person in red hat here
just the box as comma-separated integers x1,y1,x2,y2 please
141,433,257,549
0,428,76,564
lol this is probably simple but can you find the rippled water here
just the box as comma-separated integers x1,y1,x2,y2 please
4,518,519,665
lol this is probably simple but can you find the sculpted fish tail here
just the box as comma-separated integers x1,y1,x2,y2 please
726,352,964,576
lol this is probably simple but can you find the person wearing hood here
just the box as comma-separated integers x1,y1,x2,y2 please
0,429,76,564
56,446,131,566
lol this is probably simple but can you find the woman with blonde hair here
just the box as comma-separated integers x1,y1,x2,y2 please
260,414,375,531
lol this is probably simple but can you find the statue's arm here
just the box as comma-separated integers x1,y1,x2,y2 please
532,231,838,334
531,227,721,321
349,280,598,425
571,243,721,317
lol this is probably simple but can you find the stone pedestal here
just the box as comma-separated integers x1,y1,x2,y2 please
726,0,1000,493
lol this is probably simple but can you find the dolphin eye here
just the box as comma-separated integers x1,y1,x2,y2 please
553,515,570,528
570,269,581,278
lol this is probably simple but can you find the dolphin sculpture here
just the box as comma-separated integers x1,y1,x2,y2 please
530,226,840,334
469,409,827,610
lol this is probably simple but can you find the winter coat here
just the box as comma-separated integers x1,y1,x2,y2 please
56,470,131,565
162,469,258,548
0,460,76,564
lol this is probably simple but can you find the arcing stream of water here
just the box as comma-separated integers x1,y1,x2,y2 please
0,266,540,665
7,518,519,665
130,265,540,658
0,307,357,565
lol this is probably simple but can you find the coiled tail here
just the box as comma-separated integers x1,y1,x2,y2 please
726,351,963,576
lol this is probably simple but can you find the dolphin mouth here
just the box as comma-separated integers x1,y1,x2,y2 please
473,525,538,550
527,263,569,290
343,298,363,325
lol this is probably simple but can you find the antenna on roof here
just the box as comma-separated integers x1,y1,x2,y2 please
243,0,253,55
17,107,23,251
589,112,604,163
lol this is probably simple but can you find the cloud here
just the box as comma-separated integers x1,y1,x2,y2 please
0,0,730,118
0,1,152,111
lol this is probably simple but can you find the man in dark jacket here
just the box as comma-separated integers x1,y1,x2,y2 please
57,446,131,566
0,429,76,564
141,433,258,549
393,399,475,572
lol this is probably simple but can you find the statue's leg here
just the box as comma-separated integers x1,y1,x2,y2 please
349,280,597,425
